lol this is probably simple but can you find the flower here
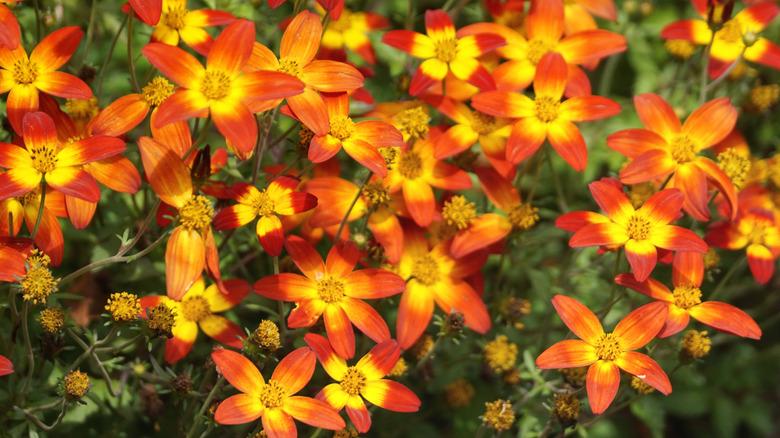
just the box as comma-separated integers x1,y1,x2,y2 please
0,187,65,265
536,295,671,414
382,9,505,96
254,236,405,358
0,26,92,133
607,94,739,221
473,52,621,171
482,399,515,431
681,329,712,360
63,370,90,399
616,251,761,339
149,0,235,55
39,307,65,333
483,335,518,373
141,278,248,363
20,249,58,304
249,320,281,352
553,393,580,423
213,176,317,256
320,7,388,64
142,20,305,158
305,333,420,433
558,180,707,281
211,347,345,434
146,302,177,337
0,236,31,282
105,292,142,322
0,354,13,376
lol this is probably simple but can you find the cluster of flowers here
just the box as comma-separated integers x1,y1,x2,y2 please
0,0,778,435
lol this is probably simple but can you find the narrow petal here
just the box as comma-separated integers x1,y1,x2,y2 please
262,409,296,438
614,273,674,302
254,273,317,301
381,30,435,58
84,157,141,194
207,20,254,73
536,339,599,369
402,179,435,227
343,269,405,299
325,241,360,277
355,340,401,379
287,300,327,328
547,119,587,171
746,244,775,285
471,91,535,119
396,283,435,349
559,95,621,122
409,59,448,96
45,167,101,202
287,87,329,135
200,315,244,348
694,157,738,221
671,163,710,221
619,149,676,184
212,101,258,159
682,97,737,148
450,214,512,258
505,118,546,164
129,0,162,25
324,304,356,359
633,93,680,140
450,57,496,91
342,139,387,176
658,305,691,338
303,333,348,380
280,10,322,64
212,347,264,395
272,347,316,395
672,251,704,287
64,195,96,229
586,361,620,415
557,29,626,64
302,60,364,93
533,52,568,99
214,394,264,425
35,71,92,99
0,168,38,200
56,136,125,167
570,222,629,248
588,180,634,222
257,215,285,257
7,85,40,134
141,43,204,88
615,351,671,394
637,188,684,224
318,383,350,410
153,89,209,127
341,297,391,343
165,227,205,301
284,235,325,278
613,301,668,350
551,294,604,344
361,379,421,413
607,128,667,159
30,26,82,70
283,396,346,430
624,239,658,282
689,301,762,339
649,225,707,253
213,204,256,230
137,136,192,208
345,397,371,433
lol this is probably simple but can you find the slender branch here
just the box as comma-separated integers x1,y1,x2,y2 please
335,173,371,242
18,302,35,402
79,0,99,69
14,399,67,432
698,29,718,104
185,376,224,438
273,256,287,345
252,108,279,185
709,255,745,299
702,47,746,99
126,15,140,92
95,18,127,96
30,181,46,240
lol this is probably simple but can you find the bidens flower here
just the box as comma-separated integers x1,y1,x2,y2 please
149,0,235,55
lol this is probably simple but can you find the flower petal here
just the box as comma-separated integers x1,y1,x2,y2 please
615,351,671,394
633,93,680,140
214,394,264,425
551,294,604,344
303,333,348,380
362,379,421,413
212,347,264,395
624,239,658,282
165,227,205,301
284,235,326,278
689,301,761,339
324,304,356,359
396,282,435,349
586,361,620,415
283,396,346,430
614,301,668,350
536,339,599,369
272,347,316,395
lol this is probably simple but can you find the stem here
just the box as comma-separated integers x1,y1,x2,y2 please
30,181,46,240
32,0,42,42
272,256,287,345
545,146,568,211
19,302,34,402
709,255,745,299
126,15,140,92
95,18,127,96
251,108,279,185
14,399,67,432
79,0,99,69
185,376,224,438
702,48,746,99
334,173,371,242
698,29,717,104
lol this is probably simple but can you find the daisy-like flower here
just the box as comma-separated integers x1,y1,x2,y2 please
382,9,505,96
142,20,305,158
255,236,406,359
616,251,761,339
140,278,249,363
0,354,13,376
473,52,621,171
557,180,708,281
536,295,671,414
0,1,20,49
213,177,318,256
211,347,345,435
319,6,388,64
607,93,739,221
149,0,235,55
0,26,92,134
305,333,420,433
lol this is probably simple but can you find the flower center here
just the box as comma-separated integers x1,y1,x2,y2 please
672,285,702,309
442,195,477,230
64,98,99,122
393,107,429,141
747,220,770,245
317,277,345,303
328,10,356,33
716,19,742,44
363,181,390,208
179,195,213,232
329,115,356,140
594,333,622,361
434,37,458,63
411,254,440,286
142,76,175,107
29,142,58,174
181,295,211,322
200,70,231,101
249,189,275,217
717,149,750,190
534,96,560,123
507,203,539,230
21,251,58,305
13,58,39,84
278,58,302,78
162,5,188,30
526,38,554,65
471,112,497,135
259,380,286,409
397,150,423,179
339,367,367,396
626,213,651,241
670,135,697,163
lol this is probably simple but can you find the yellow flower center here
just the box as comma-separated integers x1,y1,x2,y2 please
534,96,560,123
411,254,440,286
38,307,65,333
250,319,281,351
748,84,780,112
747,220,771,245
63,370,90,399
670,134,697,163
526,38,554,65
29,142,58,174
147,302,177,336
330,115,356,140
442,195,477,230
553,393,580,423
21,251,58,305
681,329,711,359
363,181,390,208
434,37,458,63
393,106,430,141
64,97,99,122
672,285,702,309
716,148,750,189
483,335,518,373
716,19,742,44
507,203,539,230
142,76,175,107
397,150,423,179
278,58,302,78
471,111,497,135
317,277,345,303
105,292,142,322
339,367,367,396
626,213,651,241
181,295,211,322
483,399,515,432
200,70,231,101
248,189,275,217
594,333,622,361
179,195,213,232
162,5,188,30
378,147,398,168
12,58,38,84
259,380,286,408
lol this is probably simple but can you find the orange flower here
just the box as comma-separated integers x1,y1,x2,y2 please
140,278,249,363
0,187,66,265
0,236,31,282
254,236,405,359
536,295,671,414
308,93,403,176
473,52,621,171
384,139,472,227
142,20,305,158
561,0,617,34
212,347,346,434
662,2,780,78
213,177,318,256
0,26,92,134
395,225,491,349
558,180,708,281
149,0,235,55
0,354,12,376
382,9,505,96
245,11,365,135
305,334,420,433
320,7,388,64
127,0,162,26
0,2,20,49
616,251,761,339
607,94,739,221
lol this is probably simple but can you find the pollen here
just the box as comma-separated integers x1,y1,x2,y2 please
389,357,408,377
442,195,477,230
329,115,356,140
162,4,188,30
147,302,177,337
200,70,231,100
142,76,175,107
715,19,742,44
38,307,65,334
64,97,99,122
434,37,458,63
29,142,58,174
12,58,39,84
665,39,696,60
445,378,475,407
259,380,286,408
247,189,275,217
411,254,440,286
250,319,281,351
339,367,367,396
63,370,90,399
470,111,496,135
681,329,711,359
483,335,518,373
378,147,399,168
630,375,656,394
526,38,554,65
626,213,652,241
672,285,702,309
508,202,539,230
482,399,515,432
105,292,142,322
553,393,580,423
594,333,622,362
534,96,560,123
363,181,391,208
179,195,214,232
181,295,211,322
21,250,58,305
277,58,302,78
393,106,429,141
316,277,345,303
397,150,424,179
717,148,751,189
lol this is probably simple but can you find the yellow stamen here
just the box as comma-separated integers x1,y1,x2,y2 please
594,333,622,361
278,58,302,78
393,106,429,141
681,329,711,359
626,213,652,241
63,370,90,399
63,97,99,122
105,291,142,322
397,150,424,179
162,4,188,30
442,195,477,230
200,70,231,101
142,76,175,107
246,189,275,217
670,134,697,163
482,399,515,432
716,148,750,189
665,39,696,60
251,319,281,351
29,142,59,174
12,58,38,85
147,302,177,337
411,254,440,286
21,250,58,305
553,393,580,423
329,115,356,140
715,19,742,44
259,380,286,408
38,307,65,334
508,203,539,230
179,195,213,232
363,181,391,208
316,277,345,303
445,379,475,407
470,112,497,135
339,367,367,396
534,96,560,123
434,37,458,63
181,295,211,322
483,335,518,373
672,285,702,309
526,38,554,65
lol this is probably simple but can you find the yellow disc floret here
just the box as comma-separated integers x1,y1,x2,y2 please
482,399,515,432
162,4,188,30
277,58,302,77
626,213,652,241
508,203,539,230
397,150,424,179
259,380,286,408
21,250,58,304
670,135,697,163
483,335,518,373
13,58,38,84
534,96,560,123
105,292,142,322
594,333,622,361
442,195,477,230
434,37,458,63
411,254,440,286
329,115,356,140
717,148,750,189
316,277,346,303
526,39,554,65
339,367,367,396
179,195,214,232
142,76,175,107
38,307,65,334
147,302,177,337
672,285,702,309
200,70,231,100
251,319,281,351
393,106,429,141
63,370,90,399
681,329,711,359
181,295,211,322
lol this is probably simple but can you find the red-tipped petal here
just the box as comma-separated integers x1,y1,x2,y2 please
551,294,604,344
341,297,390,344
272,347,317,394
633,93,680,140
682,97,737,149
165,227,205,301
303,333,348,380
614,301,668,350
396,283,435,349
142,43,203,88
129,0,162,25
689,301,762,339
547,119,587,171
361,379,421,413
214,394,264,425
746,244,775,285
45,168,101,202
207,20,254,73
505,118,546,164
285,235,326,278
30,26,82,70
283,396,346,430
302,60,364,93
615,351,671,394
254,273,317,302
137,136,193,208
536,339,599,369
324,304,355,359
257,215,285,257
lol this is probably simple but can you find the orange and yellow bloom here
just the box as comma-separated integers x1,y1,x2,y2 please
320,7,388,64
149,0,235,55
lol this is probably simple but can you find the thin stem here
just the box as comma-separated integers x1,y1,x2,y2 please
19,302,35,402
15,399,67,432
335,173,371,242
545,146,568,211
32,0,42,42
95,18,127,96
702,47,746,99
698,29,718,104
273,256,287,345
126,15,140,93
709,255,745,299
79,0,99,69
30,181,46,239
185,376,224,438
252,108,279,185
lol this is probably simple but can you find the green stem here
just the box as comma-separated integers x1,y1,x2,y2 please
272,256,287,345
185,376,224,438
335,173,371,242
95,18,127,97
126,15,140,92
251,107,279,185
702,47,746,99
545,146,568,211
698,30,718,104
79,0,99,69
14,399,67,432
709,255,745,299
30,181,46,240
19,302,35,403
32,0,42,42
